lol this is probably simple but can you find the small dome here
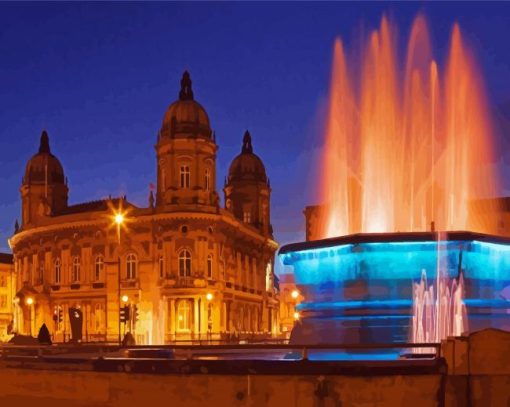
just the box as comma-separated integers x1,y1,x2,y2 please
24,131,65,185
228,131,267,183
160,71,212,139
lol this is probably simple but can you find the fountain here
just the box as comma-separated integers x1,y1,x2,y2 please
279,15,507,347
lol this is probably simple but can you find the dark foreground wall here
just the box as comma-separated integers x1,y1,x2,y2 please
1,328,510,407
0,367,443,407
442,328,510,407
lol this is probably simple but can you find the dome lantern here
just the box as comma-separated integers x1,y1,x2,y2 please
159,71,212,140
227,130,267,184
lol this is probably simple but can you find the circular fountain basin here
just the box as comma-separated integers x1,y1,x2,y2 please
279,231,510,345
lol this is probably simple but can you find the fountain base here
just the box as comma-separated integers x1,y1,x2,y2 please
280,231,510,345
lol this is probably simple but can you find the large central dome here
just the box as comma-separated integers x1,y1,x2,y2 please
160,71,212,140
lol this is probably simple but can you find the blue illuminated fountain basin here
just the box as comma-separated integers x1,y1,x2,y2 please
279,231,510,345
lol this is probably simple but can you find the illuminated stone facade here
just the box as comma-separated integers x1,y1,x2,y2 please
9,72,279,344
0,254,15,340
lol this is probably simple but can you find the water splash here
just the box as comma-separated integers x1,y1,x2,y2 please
412,234,468,348
412,269,468,346
319,14,499,238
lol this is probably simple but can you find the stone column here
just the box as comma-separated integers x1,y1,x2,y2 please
170,299,175,341
193,297,199,339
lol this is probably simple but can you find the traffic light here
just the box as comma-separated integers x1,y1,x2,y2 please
53,307,63,323
133,305,139,323
120,305,130,323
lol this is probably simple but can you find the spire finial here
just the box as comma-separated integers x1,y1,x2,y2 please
179,71,194,101
242,130,253,154
39,130,50,154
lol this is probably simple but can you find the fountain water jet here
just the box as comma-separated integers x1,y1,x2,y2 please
280,15,505,348
318,15,498,238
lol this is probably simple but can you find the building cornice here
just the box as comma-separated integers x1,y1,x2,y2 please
10,209,278,251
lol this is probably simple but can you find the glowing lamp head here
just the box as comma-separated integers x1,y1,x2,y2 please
291,290,299,299
206,293,213,301
26,297,34,306
121,295,129,303
114,213,125,225
293,311,300,320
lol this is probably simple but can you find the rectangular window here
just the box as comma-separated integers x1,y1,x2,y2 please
180,165,190,188
243,211,251,223
177,300,191,332
159,256,165,279
207,256,213,279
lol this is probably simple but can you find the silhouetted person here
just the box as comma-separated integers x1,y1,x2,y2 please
37,323,52,345
122,331,136,347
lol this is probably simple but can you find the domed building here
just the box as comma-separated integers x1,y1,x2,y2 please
8,72,279,344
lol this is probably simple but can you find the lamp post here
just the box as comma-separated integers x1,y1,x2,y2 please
291,290,302,327
26,296,34,336
122,295,129,336
114,211,125,346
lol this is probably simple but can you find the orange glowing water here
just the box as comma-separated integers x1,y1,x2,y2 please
319,15,499,238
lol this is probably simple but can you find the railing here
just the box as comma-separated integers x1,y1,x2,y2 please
0,342,442,362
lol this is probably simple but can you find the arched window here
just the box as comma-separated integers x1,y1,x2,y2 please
126,254,137,280
54,258,61,284
207,255,213,279
177,300,191,331
94,255,104,281
180,165,190,188
178,249,191,277
159,256,165,279
72,257,81,282
205,169,210,191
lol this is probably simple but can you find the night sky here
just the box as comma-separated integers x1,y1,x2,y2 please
1,3,510,272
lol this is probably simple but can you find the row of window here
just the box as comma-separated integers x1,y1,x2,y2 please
179,166,211,191
53,254,136,284
167,250,213,279
50,250,214,284
175,300,261,332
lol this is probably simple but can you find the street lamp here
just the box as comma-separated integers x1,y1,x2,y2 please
112,207,126,345
291,290,299,299
26,297,34,336
293,311,300,321
122,295,129,303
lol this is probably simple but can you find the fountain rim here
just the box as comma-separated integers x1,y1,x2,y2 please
278,230,510,256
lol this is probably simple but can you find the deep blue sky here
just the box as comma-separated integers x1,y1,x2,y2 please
1,3,510,271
